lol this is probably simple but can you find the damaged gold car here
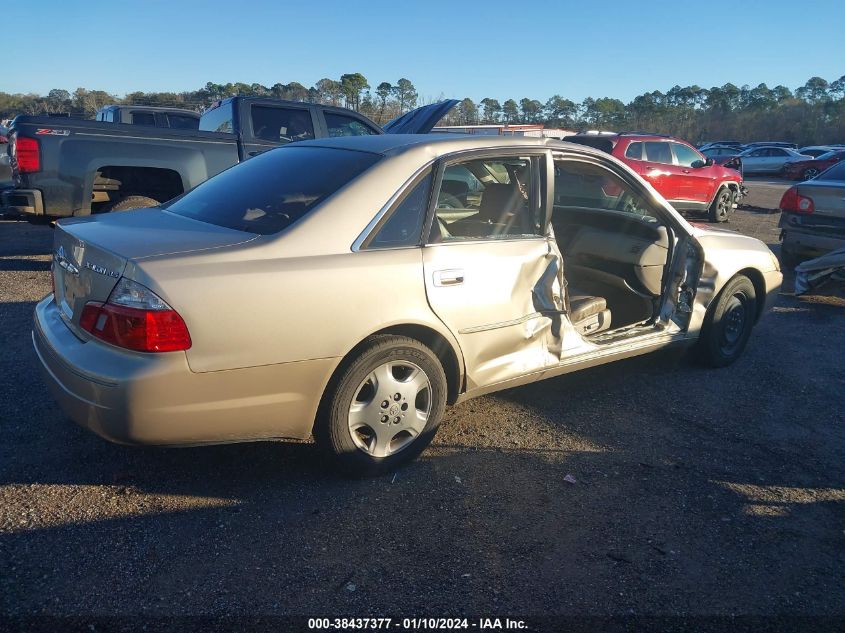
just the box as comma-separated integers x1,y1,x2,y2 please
33,135,782,474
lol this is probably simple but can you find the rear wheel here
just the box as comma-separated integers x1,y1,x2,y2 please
107,195,160,212
802,167,820,180
708,187,732,223
696,275,757,367
315,335,447,476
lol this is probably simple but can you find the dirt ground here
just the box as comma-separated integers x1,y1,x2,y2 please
1,182,843,630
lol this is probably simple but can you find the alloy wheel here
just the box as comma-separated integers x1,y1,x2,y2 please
347,361,432,458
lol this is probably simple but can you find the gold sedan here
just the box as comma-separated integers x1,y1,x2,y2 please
34,135,782,474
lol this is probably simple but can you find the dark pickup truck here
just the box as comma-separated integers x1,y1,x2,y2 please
2,97,456,218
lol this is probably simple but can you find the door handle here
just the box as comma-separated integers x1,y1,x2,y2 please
682,169,691,173
433,269,464,286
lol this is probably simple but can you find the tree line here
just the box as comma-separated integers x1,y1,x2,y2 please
2,73,843,145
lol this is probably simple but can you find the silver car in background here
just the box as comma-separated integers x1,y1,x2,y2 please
737,146,813,174
779,160,845,259
33,135,782,475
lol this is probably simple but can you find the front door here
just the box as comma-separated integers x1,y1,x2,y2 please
422,153,562,391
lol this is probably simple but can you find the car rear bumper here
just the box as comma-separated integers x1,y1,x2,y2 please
780,212,845,256
781,228,845,255
33,296,337,446
1,188,43,215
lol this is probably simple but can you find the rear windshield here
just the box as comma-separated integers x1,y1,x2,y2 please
166,146,381,234
817,161,845,181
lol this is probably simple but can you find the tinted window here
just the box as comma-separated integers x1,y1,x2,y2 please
166,113,199,129
644,142,672,164
167,147,380,235
625,142,643,160
817,161,845,181
251,106,314,143
430,157,540,242
325,113,378,137
672,143,701,167
770,148,788,157
368,172,432,249
131,111,156,126
199,102,234,133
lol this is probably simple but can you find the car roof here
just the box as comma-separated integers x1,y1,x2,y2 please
292,133,583,157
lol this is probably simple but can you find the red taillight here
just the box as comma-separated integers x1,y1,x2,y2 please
779,186,814,214
14,136,41,173
79,301,192,352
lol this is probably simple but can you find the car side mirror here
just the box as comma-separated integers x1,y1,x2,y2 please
691,159,712,168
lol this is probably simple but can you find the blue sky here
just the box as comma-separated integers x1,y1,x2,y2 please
6,0,844,103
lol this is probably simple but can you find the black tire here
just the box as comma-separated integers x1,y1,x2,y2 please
696,275,757,367
315,335,447,476
708,187,732,223
802,168,819,181
107,195,160,212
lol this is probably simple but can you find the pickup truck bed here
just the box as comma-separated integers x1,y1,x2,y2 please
3,116,237,216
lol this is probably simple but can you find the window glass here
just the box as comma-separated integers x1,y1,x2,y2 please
429,157,539,242
166,113,199,130
167,147,380,235
199,102,234,134
672,143,702,167
644,142,672,164
770,148,788,156
817,161,845,181
130,111,156,126
105,110,114,122
325,113,378,137
368,172,432,249
251,106,314,143
553,159,659,220
625,142,643,160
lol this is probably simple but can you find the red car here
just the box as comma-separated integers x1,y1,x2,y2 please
565,133,744,222
779,150,845,181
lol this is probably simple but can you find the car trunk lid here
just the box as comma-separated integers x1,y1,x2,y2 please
52,208,256,336
798,180,845,219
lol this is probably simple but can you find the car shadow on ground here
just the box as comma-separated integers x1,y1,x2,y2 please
1,300,843,616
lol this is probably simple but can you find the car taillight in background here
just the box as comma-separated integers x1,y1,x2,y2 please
12,135,41,173
79,278,191,352
779,186,814,214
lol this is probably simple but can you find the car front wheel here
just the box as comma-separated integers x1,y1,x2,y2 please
708,188,732,223
316,335,447,475
696,275,757,367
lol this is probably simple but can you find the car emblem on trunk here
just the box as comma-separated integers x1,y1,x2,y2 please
54,245,79,276
84,261,121,278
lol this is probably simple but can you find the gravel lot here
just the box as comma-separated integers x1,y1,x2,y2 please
1,183,843,629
